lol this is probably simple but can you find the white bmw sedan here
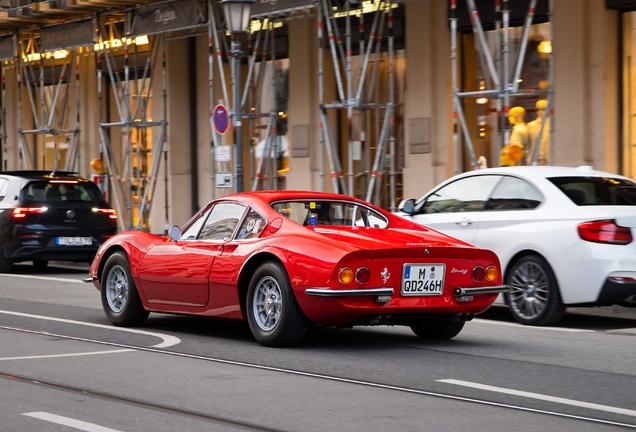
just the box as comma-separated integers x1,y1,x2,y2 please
396,166,636,326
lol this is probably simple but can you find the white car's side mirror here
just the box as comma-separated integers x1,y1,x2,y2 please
401,199,416,214
169,225,182,241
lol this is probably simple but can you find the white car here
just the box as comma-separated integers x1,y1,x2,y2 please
396,166,636,325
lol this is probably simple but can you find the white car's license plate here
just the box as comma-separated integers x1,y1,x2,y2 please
56,237,92,246
401,264,445,296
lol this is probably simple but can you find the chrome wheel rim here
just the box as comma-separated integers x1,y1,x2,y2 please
105,264,128,313
253,276,282,332
508,261,550,320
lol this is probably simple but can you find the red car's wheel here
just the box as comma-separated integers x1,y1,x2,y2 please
410,320,465,340
246,261,310,347
101,251,149,327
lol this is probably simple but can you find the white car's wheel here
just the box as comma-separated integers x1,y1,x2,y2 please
505,254,565,326
246,261,310,347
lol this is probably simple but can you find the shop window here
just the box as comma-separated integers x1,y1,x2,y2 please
461,22,551,169
623,12,636,180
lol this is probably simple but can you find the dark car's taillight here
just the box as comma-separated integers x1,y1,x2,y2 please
12,207,48,218
92,208,117,220
577,220,632,245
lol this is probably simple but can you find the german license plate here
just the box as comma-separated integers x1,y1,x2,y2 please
401,264,445,296
56,237,92,246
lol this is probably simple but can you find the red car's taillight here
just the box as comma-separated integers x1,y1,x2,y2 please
577,220,632,245
12,207,48,218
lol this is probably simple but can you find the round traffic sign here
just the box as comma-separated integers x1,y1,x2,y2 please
213,104,230,135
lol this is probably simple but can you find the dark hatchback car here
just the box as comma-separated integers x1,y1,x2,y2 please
0,171,117,272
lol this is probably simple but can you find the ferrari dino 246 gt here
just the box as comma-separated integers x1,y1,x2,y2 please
84,191,508,347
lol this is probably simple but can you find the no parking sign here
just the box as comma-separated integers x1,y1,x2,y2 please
212,104,230,135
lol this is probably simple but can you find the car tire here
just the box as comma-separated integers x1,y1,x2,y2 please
0,246,13,273
101,251,149,327
246,261,310,347
505,254,565,326
33,260,48,271
410,320,465,340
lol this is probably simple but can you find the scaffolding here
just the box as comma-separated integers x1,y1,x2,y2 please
316,0,401,210
205,0,285,196
0,33,13,171
449,0,554,172
15,27,85,173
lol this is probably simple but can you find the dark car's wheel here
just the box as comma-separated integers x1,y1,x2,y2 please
33,260,49,271
410,320,465,340
0,245,13,273
505,254,565,326
101,252,149,327
246,261,310,347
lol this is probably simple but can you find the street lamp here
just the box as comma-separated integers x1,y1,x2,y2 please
222,0,255,192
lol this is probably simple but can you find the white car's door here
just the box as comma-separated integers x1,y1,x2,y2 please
470,175,546,264
407,175,502,245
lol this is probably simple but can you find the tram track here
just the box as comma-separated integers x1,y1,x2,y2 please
1,325,635,430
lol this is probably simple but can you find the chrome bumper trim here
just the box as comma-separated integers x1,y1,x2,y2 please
305,287,394,297
82,276,95,284
454,285,509,296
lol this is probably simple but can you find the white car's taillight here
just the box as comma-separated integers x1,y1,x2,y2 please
577,220,633,245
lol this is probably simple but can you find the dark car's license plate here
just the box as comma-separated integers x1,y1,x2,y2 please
56,237,92,246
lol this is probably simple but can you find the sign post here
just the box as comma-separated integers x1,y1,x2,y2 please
212,104,232,189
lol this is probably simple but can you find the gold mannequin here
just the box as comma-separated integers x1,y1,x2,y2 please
527,99,550,165
500,106,530,166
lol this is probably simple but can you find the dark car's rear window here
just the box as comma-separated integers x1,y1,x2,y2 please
548,176,636,206
20,181,104,204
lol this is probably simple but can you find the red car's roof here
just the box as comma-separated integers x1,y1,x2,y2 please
217,190,368,206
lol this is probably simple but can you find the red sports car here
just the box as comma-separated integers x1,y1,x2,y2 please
84,191,508,347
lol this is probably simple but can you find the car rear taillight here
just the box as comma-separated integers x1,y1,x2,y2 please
92,208,117,220
577,220,632,245
472,266,485,282
12,207,48,218
355,267,371,284
485,265,498,282
338,267,354,284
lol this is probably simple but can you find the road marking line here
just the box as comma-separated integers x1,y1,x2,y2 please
6,327,636,430
437,379,636,418
0,310,180,348
0,349,133,361
23,412,122,432
0,273,83,284
473,318,595,333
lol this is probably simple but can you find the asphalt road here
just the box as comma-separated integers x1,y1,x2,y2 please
1,261,635,431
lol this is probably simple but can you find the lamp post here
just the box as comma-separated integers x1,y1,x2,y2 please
221,0,255,192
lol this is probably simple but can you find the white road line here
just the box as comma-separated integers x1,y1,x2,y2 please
23,412,123,432
0,310,181,348
0,273,83,284
473,318,595,333
438,379,636,418
0,349,133,361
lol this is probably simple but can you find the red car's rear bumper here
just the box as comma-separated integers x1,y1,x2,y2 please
298,285,509,326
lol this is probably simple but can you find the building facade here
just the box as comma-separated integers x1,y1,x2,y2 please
0,0,632,233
